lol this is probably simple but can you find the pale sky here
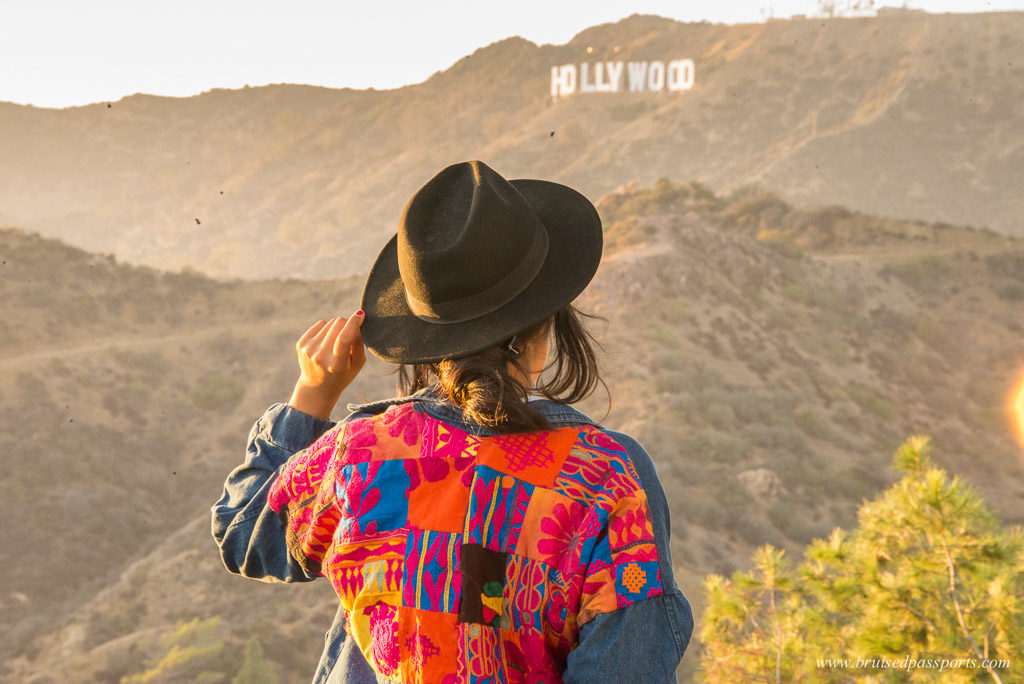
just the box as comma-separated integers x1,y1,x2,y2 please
1,0,1021,108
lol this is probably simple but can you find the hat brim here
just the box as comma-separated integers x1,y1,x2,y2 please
359,179,602,364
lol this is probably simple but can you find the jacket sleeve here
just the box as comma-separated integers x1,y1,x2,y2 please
564,429,694,684
210,402,336,583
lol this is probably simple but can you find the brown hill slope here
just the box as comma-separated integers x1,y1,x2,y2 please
593,182,1024,564
4,183,1024,681
0,10,1021,280
0,228,393,680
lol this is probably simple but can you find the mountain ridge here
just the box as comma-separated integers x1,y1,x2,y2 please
1,10,1021,280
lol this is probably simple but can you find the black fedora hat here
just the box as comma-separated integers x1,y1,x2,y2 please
359,161,602,364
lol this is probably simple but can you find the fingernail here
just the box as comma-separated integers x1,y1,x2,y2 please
356,310,364,317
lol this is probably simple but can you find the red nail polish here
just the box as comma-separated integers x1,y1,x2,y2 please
356,310,364,317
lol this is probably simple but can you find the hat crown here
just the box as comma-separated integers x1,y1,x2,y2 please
397,161,549,324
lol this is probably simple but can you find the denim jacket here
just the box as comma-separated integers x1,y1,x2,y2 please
211,387,693,683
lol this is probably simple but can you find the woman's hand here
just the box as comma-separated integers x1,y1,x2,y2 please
288,311,366,420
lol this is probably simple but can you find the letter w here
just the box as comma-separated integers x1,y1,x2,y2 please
627,61,648,92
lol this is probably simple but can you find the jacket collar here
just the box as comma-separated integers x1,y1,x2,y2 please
346,384,596,434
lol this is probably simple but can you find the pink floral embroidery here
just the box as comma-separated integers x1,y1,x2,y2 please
363,601,400,675
571,509,601,566
382,404,424,445
610,506,643,542
537,501,588,576
343,419,378,463
406,456,451,489
337,463,382,537
504,631,561,683
545,573,583,637
405,455,474,495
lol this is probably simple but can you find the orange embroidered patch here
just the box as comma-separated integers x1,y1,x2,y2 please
407,457,474,533
476,427,578,487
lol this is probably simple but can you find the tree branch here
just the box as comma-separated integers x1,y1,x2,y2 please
940,537,1003,684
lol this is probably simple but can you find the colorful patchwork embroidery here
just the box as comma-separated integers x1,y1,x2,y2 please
403,528,461,613
267,404,664,683
463,466,533,552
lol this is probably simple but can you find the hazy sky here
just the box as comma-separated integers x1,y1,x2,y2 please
2,0,1021,108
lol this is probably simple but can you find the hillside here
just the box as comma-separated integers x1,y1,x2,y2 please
0,228,393,681
590,181,1024,576
3,183,1024,681
1,10,1022,280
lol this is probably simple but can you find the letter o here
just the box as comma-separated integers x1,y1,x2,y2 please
647,61,665,92
561,64,577,96
668,59,695,91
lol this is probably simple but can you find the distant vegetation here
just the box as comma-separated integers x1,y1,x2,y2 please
121,617,229,684
190,373,246,412
598,178,1004,255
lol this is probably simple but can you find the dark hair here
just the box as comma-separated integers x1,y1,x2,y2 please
397,305,605,433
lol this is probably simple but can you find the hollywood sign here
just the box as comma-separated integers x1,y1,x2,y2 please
550,59,695,99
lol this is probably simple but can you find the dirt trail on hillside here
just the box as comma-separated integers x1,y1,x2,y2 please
0,316,312,374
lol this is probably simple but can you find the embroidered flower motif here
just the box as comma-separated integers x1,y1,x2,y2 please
537,501,587,576
344,419,378,462
362,601,400,675
337,464,381,536
504,631,561,682
382,404,423,445
404,454,474,499
610,504,651,549
568,510,600,567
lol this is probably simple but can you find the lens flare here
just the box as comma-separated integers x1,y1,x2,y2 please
1013,371,1024,450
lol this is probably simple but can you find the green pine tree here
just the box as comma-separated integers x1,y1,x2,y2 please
702,545,815,681
700,436,1024,683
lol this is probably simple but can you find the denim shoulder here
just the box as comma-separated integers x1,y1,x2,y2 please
566,426,694,680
